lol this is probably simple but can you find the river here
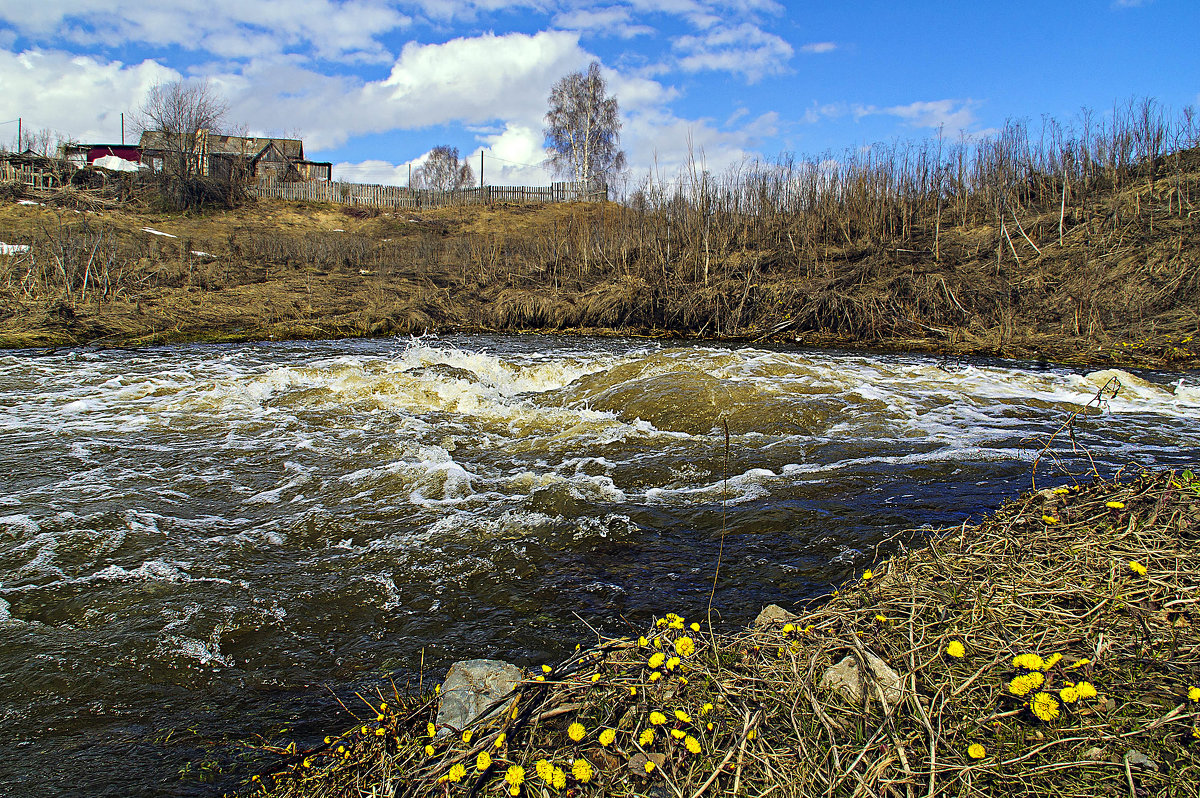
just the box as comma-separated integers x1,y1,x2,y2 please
1,334,1197,796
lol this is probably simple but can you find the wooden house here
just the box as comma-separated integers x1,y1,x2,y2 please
138,130,331,182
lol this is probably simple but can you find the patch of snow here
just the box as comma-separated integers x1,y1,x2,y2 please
141,227,178,238
0,242,31,255
17,199,42,206
191,251,211,258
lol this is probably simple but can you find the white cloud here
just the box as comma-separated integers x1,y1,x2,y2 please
376,31,590,128
800,41,836,54
552,7,655,38
802,98,981,136
332,158,414,184
672,23,793,82
473,123,550,185
877,99,979,132
0,49,174,143
0,0,411,63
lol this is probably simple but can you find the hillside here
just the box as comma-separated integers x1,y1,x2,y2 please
1,145,1198,369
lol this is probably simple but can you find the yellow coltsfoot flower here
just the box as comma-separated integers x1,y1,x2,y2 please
572,758,593,783
1030,692,1060,722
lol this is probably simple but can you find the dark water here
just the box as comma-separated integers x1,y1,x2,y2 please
1,335,1197,796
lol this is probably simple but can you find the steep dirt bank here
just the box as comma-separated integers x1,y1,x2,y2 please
1,164,1197,369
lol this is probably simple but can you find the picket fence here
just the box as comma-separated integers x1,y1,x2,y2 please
0,162,62,189
249,178,606,209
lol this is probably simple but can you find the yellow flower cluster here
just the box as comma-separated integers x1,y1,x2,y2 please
657,613,686,630
967,743,986,759
1129,560,1147,576
945,640,966,658
599,728,616,747
567,722,585,742
1009,671,1044,696
1012,653,1045,671
674,636,696,657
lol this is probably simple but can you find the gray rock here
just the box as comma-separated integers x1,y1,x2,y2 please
436,659,524,734
819,652,905,706
754,604,799,627
1124,749,1159,772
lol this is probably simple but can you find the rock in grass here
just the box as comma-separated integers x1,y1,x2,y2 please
436,659,523,734
1124,749,1159,771
754,604,799,627
819,652,905,706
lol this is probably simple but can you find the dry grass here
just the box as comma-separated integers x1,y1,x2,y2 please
3,99,1198,366
244,469,1200,798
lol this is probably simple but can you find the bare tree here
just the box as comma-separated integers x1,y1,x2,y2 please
411,145,474,191
544,61,626,189
136,78,228,177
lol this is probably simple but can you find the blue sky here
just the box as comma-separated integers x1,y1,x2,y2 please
1,1,1197,187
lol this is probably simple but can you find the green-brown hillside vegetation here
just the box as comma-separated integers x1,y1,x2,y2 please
2,108,1198,368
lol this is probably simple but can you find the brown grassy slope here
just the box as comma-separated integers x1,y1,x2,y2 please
0,158,1197,367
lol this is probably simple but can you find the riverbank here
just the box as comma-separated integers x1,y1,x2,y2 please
245,468,1199,798
2,149,1198,370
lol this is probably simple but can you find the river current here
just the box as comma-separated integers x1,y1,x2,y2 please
1,335,1197,796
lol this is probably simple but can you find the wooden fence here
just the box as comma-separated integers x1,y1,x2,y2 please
249,178,606,209
0,161,62,189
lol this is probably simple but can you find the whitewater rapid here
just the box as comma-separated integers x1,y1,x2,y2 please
0,335,1196,796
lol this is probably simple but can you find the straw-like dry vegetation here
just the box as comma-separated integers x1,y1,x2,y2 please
239,467,1200,798
2,98,1198,366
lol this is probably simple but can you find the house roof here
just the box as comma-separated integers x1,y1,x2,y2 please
138,131,304,160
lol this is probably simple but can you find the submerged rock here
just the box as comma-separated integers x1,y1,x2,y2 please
436,659,524,733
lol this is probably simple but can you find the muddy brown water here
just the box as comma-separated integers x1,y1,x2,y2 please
1,334,1198,796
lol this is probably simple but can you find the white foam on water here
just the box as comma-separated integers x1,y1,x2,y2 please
0,514,40,535
158,635,233,668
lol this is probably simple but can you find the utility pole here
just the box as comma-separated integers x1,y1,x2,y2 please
408,162,411,187
121,113,125,145
17,118,20,151
480,151,484,188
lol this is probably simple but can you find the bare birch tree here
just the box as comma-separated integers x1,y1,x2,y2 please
411,145,474,190
544,62,626,189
